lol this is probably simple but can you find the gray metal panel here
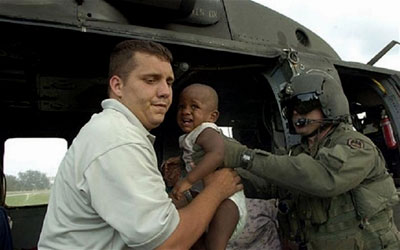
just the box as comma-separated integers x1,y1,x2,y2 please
0,0,79,26
9,206,47,249
163,0,231,39
333,58,400,76
78,21,279,57
0,0,282,59
224,0,340,59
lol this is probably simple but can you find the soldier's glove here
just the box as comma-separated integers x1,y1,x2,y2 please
192,135,255,169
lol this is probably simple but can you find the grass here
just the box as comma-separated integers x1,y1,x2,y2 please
6,190,50,207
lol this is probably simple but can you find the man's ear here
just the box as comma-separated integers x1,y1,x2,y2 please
209,110,220,122
109,75,123,98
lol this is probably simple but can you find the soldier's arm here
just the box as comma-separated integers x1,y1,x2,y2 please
191,134,278,198
246,136,377,197
235,168,279,199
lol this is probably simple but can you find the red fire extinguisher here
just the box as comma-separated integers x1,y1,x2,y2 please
381,110,398,149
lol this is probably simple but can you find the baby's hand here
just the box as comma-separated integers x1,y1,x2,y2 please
161,156,182,187
172,179,193,201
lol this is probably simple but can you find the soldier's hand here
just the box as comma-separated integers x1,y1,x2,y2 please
204,168,243,199
192,135,250,169
222,135,251,168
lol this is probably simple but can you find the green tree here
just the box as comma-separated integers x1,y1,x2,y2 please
6,175,20,191
18,170,50,190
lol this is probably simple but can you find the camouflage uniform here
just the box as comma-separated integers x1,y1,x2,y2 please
236,122,400,249
195,69,400,249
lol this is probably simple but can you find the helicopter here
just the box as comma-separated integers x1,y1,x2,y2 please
1,0,399,248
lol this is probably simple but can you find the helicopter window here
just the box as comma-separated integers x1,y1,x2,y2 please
3,138,67,207
357,112,367,120
295,29,310,47
356,111,367,127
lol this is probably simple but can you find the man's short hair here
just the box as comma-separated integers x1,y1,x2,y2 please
108,40,173,81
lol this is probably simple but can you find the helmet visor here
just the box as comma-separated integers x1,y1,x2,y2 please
284,93,321,116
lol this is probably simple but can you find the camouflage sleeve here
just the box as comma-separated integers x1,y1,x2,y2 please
235,168,279,199
247,134,378,198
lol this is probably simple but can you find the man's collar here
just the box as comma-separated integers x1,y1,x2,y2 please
101,98,156,144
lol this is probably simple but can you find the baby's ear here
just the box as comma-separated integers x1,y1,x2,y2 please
209,110,219,122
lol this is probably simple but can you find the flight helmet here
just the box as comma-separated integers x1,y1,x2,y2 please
280,69,351,134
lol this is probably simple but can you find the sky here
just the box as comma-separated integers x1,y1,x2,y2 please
252,0,400,71
4,138,67,177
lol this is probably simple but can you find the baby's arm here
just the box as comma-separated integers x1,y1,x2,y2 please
173,128,224,199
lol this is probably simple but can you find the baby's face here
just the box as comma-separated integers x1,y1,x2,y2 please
176,92,215,133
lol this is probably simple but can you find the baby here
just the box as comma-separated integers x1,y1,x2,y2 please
163,83,247,250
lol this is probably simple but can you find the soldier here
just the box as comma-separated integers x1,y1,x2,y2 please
195,69,400,249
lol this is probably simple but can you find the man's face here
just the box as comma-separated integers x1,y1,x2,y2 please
292,108,324,136
119,52,174,130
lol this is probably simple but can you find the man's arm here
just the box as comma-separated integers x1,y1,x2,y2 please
157,168,242,250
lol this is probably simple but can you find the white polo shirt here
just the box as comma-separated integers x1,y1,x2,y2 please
38,99,179,250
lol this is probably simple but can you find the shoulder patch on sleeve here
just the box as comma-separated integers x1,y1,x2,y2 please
347,138,364,149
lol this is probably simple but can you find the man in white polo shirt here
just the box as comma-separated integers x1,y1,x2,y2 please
38,39,242,250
